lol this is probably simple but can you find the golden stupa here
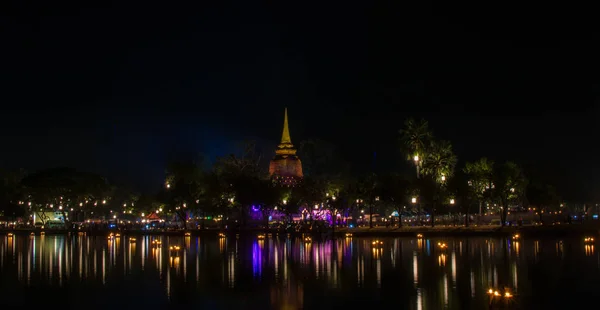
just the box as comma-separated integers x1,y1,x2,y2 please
269,108,303,186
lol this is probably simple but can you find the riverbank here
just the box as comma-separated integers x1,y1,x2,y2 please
2,224,599,238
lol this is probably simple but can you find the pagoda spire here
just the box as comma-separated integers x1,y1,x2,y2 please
280,108,292,144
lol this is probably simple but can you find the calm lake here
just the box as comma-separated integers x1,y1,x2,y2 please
0,233,598,309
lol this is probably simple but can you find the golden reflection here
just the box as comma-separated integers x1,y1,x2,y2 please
141,237,146,270
514,241,520,257
372,248,382,259
470,271,475,297
556,241,563,257
102,248,106,284
512,262,518,290
219,237,226,253
375,250,382,288
128,241,135,272
413,252,418,286
336,241,343,270
357,256,364,286
451,252,456,285
585,244,594,256
184,235,190,249
270,283,303,310
301,241,311,266
283,242,288,282
534,240,540,260
227,251,235,288
170,256,180,269
416,288,423,310
438,253,447,267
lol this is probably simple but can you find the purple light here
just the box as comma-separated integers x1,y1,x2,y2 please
251,205,260,212
252,241,262,278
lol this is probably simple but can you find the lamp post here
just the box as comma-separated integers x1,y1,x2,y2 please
412,197,419,226
449,198,455,226
413,155,420,178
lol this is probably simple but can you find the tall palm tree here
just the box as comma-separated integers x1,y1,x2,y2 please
421,140,457,227
422,140,457,182
399,118,433,178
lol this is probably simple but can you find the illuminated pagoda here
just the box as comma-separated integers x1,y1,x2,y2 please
269,108,303,186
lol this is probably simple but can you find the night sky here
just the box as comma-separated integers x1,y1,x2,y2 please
2,2,599,200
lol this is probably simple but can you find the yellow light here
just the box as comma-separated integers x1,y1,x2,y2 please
505,292,512,298
411,197,417,203
488,289,493,294
417,233,423,238
494,291,500,296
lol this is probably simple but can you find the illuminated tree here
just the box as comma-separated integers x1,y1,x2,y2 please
399,118,433,178
421,140,457,227
492,162,527,227
463,157,494,215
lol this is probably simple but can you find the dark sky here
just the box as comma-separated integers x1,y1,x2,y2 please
1,2,599,200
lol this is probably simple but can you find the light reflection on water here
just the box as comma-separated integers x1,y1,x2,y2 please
1,235,600,309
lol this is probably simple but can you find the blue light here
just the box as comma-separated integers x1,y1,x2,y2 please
349,224,354,228
391,211,399,217
593,214,598,220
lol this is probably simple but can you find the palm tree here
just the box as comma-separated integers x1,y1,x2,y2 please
399,118,433,178
421,140,457,227
421,140,457,181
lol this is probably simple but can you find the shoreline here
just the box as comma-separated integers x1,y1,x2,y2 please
2,225,599,238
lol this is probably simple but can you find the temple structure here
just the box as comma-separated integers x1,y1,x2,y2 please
269,108,303,186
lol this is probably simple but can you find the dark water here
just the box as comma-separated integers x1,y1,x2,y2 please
0,234,598,309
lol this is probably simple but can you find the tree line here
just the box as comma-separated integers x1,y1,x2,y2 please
0,119,577,228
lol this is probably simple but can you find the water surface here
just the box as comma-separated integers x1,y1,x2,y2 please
0,234,597,309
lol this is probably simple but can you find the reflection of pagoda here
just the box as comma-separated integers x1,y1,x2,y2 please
269,108,303,186
270,282,304,310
